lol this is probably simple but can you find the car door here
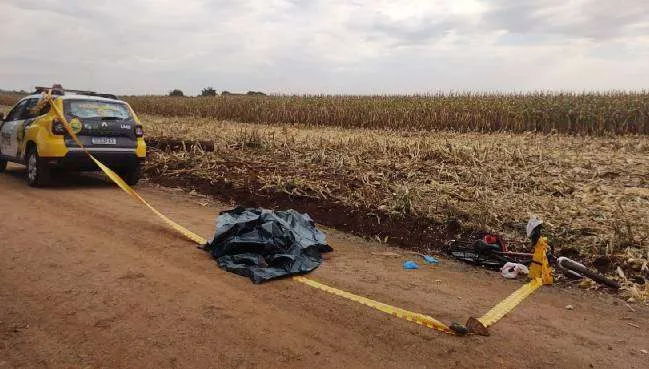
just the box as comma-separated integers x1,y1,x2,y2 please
0,99,29,160
16,98,42,159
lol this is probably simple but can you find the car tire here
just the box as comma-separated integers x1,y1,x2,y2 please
118,163,141,186
26,148,52,187
0,158,7,173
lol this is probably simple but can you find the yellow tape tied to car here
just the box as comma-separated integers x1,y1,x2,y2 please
44,92,207,245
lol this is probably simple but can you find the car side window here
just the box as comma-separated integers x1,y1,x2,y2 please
5,100,29,122
19,99,40,120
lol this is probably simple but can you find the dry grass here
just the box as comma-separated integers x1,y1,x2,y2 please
126,93,649,135
144,117,646,244
143,115,648,300
0,93,24,108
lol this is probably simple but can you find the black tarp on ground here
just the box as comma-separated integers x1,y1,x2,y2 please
204,207,333,283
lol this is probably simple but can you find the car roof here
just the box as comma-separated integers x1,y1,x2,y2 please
21,93,125,104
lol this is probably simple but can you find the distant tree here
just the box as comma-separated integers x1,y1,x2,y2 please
169,89,184,97
246,91,266,96
200,87,217,97
221,90,231,96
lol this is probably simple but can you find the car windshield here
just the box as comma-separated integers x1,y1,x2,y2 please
64,100,132,120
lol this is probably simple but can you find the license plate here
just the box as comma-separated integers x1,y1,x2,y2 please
91,137,117,145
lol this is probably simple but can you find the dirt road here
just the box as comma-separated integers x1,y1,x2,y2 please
1,163,648,369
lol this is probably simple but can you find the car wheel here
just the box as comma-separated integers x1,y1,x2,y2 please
26,148,51,187
0,158,7,173
118,163,141,186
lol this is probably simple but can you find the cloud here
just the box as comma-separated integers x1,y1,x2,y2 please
0,0,647,94
359,1,489,48
484,0,649,41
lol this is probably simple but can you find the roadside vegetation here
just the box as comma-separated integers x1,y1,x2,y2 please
5,90,648,135
125,92,649,135
142,115,648,301
0,90,27,107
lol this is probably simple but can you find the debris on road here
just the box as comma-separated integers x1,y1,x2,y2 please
403,260,419,270
449,322,469,335
204,207,332,283
448,217,643,300
447,233,529,269
405,251,440,264
624,302,636,312
422,255,440,265
565,305,574,310
501,262,529,279
557,257,621,289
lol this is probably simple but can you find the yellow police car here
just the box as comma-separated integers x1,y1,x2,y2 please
0,85,146,186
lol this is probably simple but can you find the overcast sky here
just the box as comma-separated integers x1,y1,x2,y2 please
1,0,648,95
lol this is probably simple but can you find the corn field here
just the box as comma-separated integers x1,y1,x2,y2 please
125,92,649,135
2,91,648,135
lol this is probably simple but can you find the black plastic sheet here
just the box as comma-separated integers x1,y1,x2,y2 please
204,207,332,283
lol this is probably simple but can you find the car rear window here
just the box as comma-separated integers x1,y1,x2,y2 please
64,100,132,120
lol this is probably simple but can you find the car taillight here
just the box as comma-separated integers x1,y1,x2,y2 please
135,125,144,137
51,119,66,135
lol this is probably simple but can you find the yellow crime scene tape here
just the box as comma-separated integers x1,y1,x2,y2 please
43,91,550,336
292,276,455,334
477,278,543,328
45,92,207,245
